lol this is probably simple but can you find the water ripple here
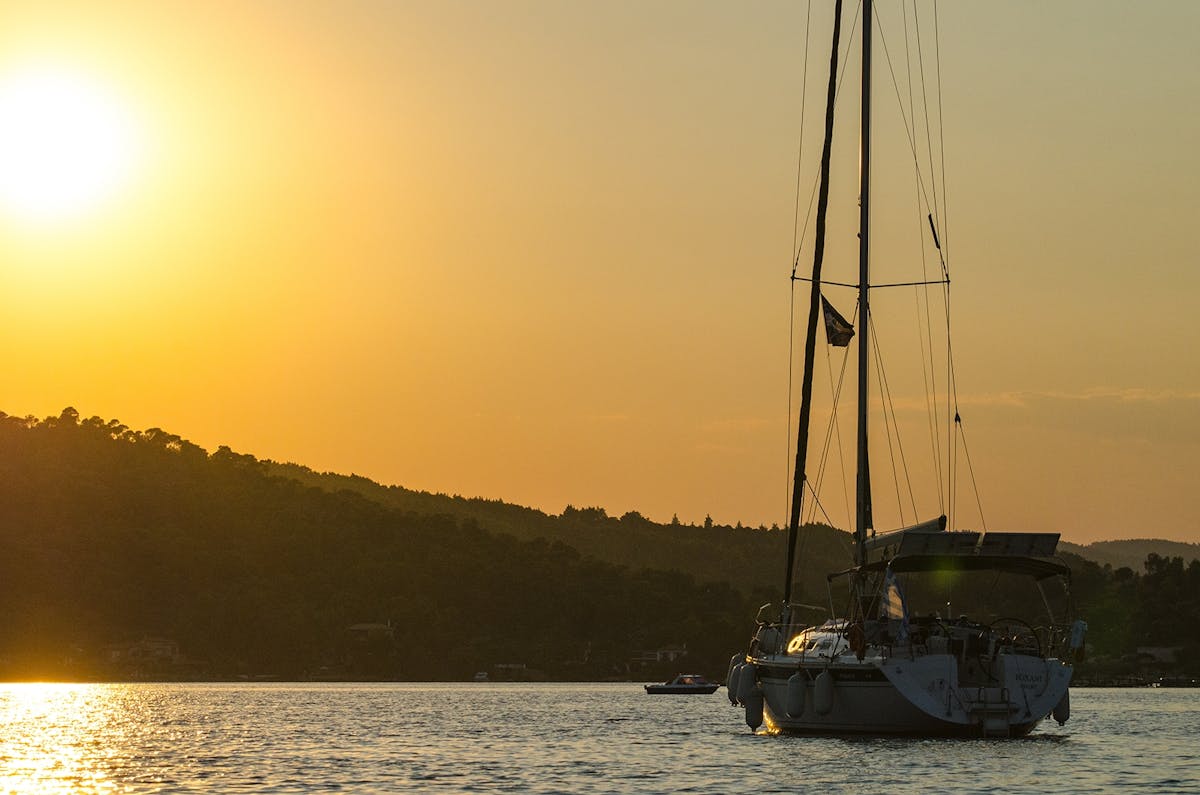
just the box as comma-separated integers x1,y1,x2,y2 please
0,684,1196,793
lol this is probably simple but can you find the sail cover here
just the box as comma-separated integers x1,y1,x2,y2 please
821,295,855,346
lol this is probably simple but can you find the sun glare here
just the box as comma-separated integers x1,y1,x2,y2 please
0,64,140,225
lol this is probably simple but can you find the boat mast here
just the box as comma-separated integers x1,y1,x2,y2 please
855,0,874,569
782,0,845,610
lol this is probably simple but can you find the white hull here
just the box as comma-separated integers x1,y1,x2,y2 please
761,675,955,734
743,649,1072,737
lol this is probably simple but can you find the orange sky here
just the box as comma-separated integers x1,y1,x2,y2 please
0,1,1196,544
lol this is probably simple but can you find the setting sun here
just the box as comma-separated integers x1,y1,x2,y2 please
0,63,139,225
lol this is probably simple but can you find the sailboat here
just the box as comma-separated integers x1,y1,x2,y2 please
727,1,1084,736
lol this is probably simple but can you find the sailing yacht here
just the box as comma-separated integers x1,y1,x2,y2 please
728,1,1084,736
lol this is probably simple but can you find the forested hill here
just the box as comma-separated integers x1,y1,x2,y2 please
265,463,1200,675
1,409,1197,681
267,464,1200,600
263,461,857,602
1059,539,1200,573
0,409,764,680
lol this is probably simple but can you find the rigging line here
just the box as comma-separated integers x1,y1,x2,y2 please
900,3,946,285
829,341,854,531
791,159,821,279
869,315,920,526
791,0,863,270
912,8,951,295
790,0,814,270
902,0,940,513
871,279,949,289
944,280,955,529
931,0,956,526
802,478,856,590
955,412,988,532
948,308,966,529
804,478,838,535
903,1,945,514
787,278,798,522
901,0,916,149
805,322,846,525
916,285,945,512
793,277,947,289
898,4,950,288
870,10,940,234
917,0,949,281
875,338,907,528
901,1,927,253
785,0,846,610
830,299,858,509
907,0,945,515
784,3,817,526
792,393,849,598
806,348,838,528
874,6,947,303
933,0,950,266
807,310,855,529
785,4,815,526
831,522,858,568
913,0,942,244
936,108,955,529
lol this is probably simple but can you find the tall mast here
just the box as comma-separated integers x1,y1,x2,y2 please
855,0,874,567
782,0,844,609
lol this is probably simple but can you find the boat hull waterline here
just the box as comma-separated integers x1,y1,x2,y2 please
645,674,721,695
753,658,1070,736
731,623,1073,737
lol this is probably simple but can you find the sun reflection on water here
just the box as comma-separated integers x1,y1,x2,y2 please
0,683,125,794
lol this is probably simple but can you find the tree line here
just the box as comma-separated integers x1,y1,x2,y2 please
0,409,1195,681
0,409,755,680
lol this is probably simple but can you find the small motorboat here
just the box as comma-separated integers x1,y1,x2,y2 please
644,674,720,694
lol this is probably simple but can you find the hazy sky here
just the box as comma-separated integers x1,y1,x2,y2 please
0,1,1196,544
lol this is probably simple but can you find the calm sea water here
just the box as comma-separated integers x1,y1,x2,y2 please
1,683,1196,794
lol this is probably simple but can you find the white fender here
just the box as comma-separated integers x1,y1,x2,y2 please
725,654,743,703
1053,690,1070,725
814,670,835,716
744,684,764,730
727,663,745,705
726,653,742,681
786,671,807,717
737,664,759,705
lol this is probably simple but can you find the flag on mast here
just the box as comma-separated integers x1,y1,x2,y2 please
821,295,855,347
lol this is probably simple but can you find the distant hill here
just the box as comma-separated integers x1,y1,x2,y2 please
262,461,858,606
0,409,760,681
263,457,1200,673
266,461,1200,600
3,408,1197,681
1058,539,1200,572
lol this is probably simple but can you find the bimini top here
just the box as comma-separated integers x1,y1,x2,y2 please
830,517,1070,582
